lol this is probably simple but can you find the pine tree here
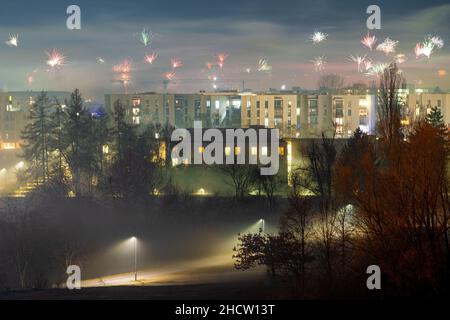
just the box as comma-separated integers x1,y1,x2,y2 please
62,89,97,197
21,91,53,184
426,106,447,133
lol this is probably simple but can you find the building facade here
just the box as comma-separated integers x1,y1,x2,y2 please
105,91,380,139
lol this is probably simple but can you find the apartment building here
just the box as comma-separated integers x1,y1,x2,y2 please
104,92,203,129
406,92,450,127
241,92,299,137
0,91,70,152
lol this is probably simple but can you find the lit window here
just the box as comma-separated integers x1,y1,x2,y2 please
198,146,205,154
102,145,109,155
251,147,257,156
264,118,269,127
172,158,179,166
132,116,140,125
234,147,241,155
278,147,284,156
225,147,231,156
1,142,16,150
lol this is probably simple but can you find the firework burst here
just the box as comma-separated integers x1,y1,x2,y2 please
165,71,176,81
46,49,67,70
310,31,328,44
258,58,272,72
171,58,182,69
144,52,158,65
139,28,154,47
415,35,444,59
113,59,132,73
311,56,326,72
376,38,398,55
349,54,367,72
112,59,133,92
6,34,18,47
361,32,377,50
216,53,229,69
365,62,389,77
428,35,444,49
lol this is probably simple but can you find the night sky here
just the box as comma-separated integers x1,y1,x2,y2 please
0,0,449,101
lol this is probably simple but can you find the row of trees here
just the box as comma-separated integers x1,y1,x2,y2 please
20,89,172,199
234,64,450,298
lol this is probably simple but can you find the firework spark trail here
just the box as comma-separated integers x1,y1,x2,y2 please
364,59,373,71
165,71,176,81
258,58,272,72
429,35,444,49
376,38,398,55
216,53,229,69
310,31,328,44
139,28,153,46
113,59,132,73
415,42,433,58
171,58,182,69
361,32,377,50
311,56,326,72
113,59,133,92
415,35,444,59
349,54,367,72
6,34,18,47
365,62,389,77
144,52,158,64
26,69,38,85
46,49,67,70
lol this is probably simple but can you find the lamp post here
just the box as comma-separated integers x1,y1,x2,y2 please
131,237,137,282
260,219,265,233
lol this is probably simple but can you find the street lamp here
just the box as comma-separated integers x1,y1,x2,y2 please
131,237,137,282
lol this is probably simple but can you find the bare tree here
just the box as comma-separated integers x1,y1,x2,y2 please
377,63,405,146
219,164,255,199
318,73,345,93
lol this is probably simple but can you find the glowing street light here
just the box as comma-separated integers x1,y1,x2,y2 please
259,219,265,233
131,236,138,282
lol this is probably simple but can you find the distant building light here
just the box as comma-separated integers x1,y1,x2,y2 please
1,142,17,150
